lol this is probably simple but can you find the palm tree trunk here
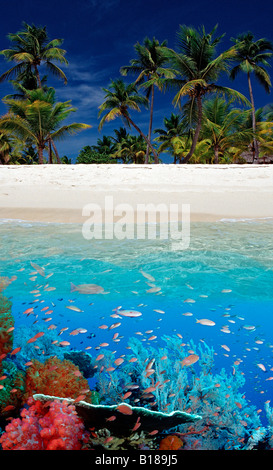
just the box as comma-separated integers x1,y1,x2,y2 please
48,139,53,164
126,116,159,164
247,72,259,161
38,145,44,164
34,64,42,89
50,137,62,164
214,144,219,164
182,95,203,164
145,84,154,164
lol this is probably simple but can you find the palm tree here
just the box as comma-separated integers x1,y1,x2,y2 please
154,113,187,163
98,78,158,161
163,24,250,163
120,37,176,163
230,32,273,160
112,134,151,164
0,22,68,88
0,87,90,164
93,135,117,155
200,96,253,163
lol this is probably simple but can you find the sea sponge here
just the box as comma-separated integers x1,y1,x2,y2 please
159,435,183,450
23,356,92,402
0,398,89,450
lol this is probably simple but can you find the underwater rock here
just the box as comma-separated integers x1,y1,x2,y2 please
33,394,202,436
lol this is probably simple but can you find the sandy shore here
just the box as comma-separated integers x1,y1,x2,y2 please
0,164,273,223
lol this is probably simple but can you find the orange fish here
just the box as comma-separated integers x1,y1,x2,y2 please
181,354,199,367
116,404,133,415
10,347,21,356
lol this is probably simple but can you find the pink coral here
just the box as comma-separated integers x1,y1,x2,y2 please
0,398,89,450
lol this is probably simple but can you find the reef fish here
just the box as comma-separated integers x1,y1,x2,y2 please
70,282,104,294
196,319,215,326
118,310,142,318
30,262,45,277
181,354,199,367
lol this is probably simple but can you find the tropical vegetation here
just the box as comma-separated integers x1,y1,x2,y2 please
0,21,273,164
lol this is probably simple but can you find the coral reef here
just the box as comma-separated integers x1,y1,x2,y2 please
12,324,65,367
64,350,96,379
33,393,201,435
23,357,93,402
0,358,25,418
0,398,89,450
0,294,14,364
94,335,264,449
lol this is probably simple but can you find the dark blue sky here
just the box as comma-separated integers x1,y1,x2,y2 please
1,0,273,161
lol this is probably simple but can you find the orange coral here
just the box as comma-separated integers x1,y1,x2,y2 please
23,356,92,402
159,435,183,450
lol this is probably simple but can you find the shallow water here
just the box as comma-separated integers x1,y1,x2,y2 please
0,218,273,437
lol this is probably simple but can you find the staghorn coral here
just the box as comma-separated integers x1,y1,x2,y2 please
23,357,93,403
0,398,89,450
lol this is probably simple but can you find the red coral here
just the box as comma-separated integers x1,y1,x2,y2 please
23,357,92,402
0,398,89,450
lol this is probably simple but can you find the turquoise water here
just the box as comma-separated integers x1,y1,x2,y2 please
0,218,273,446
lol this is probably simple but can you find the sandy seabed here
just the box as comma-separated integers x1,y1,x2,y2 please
0,164,272,224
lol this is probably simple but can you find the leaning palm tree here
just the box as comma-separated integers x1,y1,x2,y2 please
163,24,250,163
120,37,176,163
0,87,91,164
0,22,68,88
230,32,273,160
98,78,158,162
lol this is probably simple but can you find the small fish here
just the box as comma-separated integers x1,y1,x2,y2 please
140,269,155,282
184,298,196,303
30,262,45,277
221,289,232,293
114,357,124,366
59,341,70,347
70,282,104,294
257,363,266,372
181,354,199,367
196,319,215,326
116,403,133,415
118,310,142,318
65,305,83,312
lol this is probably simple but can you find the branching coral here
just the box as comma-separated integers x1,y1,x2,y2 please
0,398,89,450
94,335,263,449
23,357,92,402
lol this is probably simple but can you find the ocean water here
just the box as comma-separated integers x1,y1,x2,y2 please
0,218,273,447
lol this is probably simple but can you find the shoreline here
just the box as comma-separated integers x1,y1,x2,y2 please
0,164,273,224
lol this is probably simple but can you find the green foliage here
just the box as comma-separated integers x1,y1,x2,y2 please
76,146,117,164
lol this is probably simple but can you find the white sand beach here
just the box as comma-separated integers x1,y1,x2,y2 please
0,164,272,223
